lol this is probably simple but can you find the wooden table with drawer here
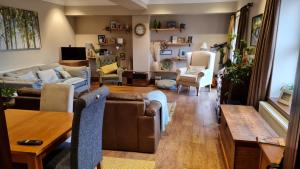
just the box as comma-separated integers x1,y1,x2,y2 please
219,105,279,169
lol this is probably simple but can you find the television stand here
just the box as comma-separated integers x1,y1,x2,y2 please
59,60,89,67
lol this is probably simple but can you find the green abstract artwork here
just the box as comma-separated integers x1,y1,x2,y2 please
0,6,41,50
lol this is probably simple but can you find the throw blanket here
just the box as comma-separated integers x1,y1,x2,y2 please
60,77,85,85
146,90,170,132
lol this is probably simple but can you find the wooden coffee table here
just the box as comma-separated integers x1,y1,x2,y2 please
5,109,73,169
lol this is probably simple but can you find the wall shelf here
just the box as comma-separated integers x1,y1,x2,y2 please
150,28,184,32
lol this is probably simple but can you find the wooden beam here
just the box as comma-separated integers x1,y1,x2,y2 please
110,0,147,10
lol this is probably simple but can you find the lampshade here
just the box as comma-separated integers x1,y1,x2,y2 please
200,42,208,51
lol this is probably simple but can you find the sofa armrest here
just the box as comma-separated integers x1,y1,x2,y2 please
63,65,91,88
145,100,161,116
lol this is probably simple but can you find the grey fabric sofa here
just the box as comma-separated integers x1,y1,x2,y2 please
0,63,91,93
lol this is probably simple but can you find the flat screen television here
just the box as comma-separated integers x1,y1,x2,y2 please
61,47,86,60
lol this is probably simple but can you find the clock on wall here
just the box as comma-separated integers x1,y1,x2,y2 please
134,23,146,36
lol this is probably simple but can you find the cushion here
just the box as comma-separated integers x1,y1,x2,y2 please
60,70,72,79
39,63,61,71
186,66,205,75
178,74,198,83
60,77,86,88
17,71,38,81
101,62,118,74
53,66,64,79
63,66,87,78
155,79,177,90
37,69,59,83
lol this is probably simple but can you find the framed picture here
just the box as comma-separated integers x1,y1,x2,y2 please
110,21,117,29
167,21,177,28
0,6,41,50
98,35,105,44
250,14,263,46
160,50,172,55
278,89,293,106
187,36,193,43
171,36,177,44
177,37,186,43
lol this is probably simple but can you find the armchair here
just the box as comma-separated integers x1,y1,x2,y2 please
96,55,123,85
176,51,216,96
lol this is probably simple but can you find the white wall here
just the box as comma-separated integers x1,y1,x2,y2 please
150,14,230,73
0,0,75,71
132,15,151,72
269,0,300,97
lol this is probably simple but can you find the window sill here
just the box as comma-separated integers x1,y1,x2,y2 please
268,97,290,120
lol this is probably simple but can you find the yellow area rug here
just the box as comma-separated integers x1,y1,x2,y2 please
102,157,155,169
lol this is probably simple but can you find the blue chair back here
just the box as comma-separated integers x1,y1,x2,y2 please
70,86,109,169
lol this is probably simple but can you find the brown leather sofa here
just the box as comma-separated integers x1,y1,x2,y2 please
14,88,162,153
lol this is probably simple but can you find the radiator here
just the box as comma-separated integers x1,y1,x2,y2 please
259,101,289,138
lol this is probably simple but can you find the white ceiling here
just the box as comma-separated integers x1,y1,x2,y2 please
43,0,117,6
43,0,237,6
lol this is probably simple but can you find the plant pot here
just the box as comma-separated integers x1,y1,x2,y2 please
0,96,12,103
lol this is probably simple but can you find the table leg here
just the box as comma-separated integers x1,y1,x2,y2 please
27,156,43,169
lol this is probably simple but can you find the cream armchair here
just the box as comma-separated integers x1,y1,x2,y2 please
176,51,216,96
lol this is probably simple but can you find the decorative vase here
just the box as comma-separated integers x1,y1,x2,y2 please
151,61,160,71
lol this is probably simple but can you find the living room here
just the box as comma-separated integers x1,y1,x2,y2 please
0,0,300,169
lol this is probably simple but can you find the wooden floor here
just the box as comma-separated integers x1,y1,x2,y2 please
98,84,225,169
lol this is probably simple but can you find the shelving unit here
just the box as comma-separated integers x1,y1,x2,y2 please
99,43,116,47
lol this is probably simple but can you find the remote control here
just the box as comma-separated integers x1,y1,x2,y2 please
17,139,43,146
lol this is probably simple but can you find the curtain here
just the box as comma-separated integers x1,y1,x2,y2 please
235,5,250,52
247,0,281,109
225,14,235,61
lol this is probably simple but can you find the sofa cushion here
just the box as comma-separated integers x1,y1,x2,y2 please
37,69,59,83
53,66,64,79
107,92,145,101
39,63,61,71
63,66,87,78
60,77,86,88
101,62,118,74
59,70,72,79
178,74,198,83
4,66,40,78
16,71,38,81
186,66,205,75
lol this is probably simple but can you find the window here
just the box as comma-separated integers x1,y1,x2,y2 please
268,0,300,117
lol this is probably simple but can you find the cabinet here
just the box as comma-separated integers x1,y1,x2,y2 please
219,105,279,169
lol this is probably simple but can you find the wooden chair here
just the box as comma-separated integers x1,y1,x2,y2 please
40,84,74,113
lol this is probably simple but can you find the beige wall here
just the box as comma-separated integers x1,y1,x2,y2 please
0,0,75,72
237,0,267,45
74,15,133,69
150,14,230,72
132,15,151,72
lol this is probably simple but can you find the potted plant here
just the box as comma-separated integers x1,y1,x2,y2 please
222,39,254,104
0,82,16,103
